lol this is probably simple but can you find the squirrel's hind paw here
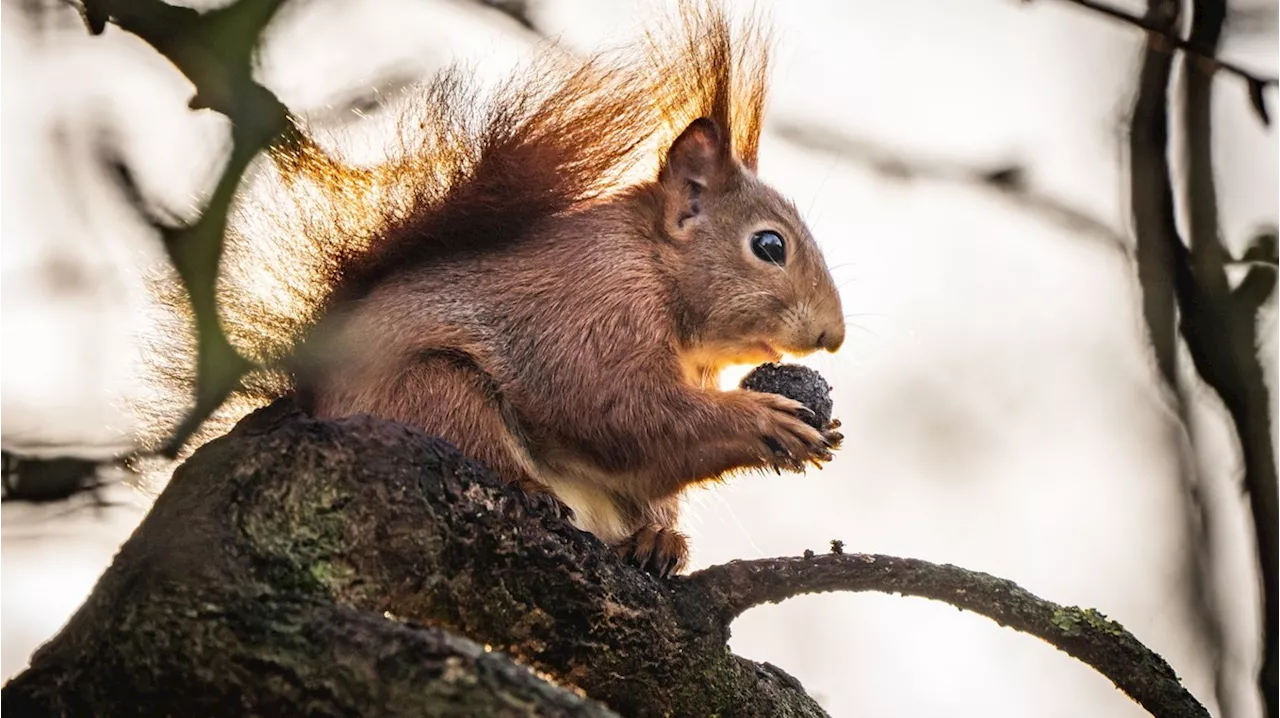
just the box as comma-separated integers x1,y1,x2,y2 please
616,524,689,578
506,478,575,522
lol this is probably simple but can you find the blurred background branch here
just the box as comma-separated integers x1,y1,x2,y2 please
1122,0,1278,716
73,0,294,461
473,0,536,31
1125,1,1230,715
1128,0,1183,390
1175,1,1278,715
773,121,1130,254
1050,0,1278,124
2,0,287,498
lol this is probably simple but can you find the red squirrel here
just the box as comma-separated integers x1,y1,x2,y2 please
138,2,845,577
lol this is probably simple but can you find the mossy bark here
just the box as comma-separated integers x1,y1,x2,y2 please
2,400,823,717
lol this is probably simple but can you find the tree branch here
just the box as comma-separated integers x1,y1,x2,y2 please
4,588,619,717
75,0,297,457
772,121,1131,255
689,553,1210,718
1178,1,1279,715
2,401,1211,718
1,451,105,502
1048,0,1278,124
1129,0,1184,391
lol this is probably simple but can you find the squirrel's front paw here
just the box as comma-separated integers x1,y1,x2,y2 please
616,524,689,578
743,392,842,473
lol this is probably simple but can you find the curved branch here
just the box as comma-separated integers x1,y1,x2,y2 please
687,553,1210,718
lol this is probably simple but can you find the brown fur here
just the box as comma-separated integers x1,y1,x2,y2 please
136,2,845,576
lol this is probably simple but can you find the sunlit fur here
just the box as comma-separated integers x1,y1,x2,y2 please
134,3,844,574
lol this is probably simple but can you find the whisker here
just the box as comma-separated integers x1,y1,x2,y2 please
804,155,840,219
846,322,880,339
809,290,842,314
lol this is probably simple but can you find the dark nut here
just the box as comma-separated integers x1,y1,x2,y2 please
739,363,834,430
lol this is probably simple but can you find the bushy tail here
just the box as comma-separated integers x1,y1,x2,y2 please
130,1,771,494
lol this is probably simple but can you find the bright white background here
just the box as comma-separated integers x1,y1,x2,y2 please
2,1,1276,716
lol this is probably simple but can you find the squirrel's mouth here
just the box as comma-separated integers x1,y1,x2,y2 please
676,341,784,380
751,342,784,362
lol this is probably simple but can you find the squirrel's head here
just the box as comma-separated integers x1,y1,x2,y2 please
658,118,845,373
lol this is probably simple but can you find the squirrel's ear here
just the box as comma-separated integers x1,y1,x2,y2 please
659,118,728,236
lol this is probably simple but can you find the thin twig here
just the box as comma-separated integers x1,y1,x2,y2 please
1044,0,1274,88
685,552,1211,718
772,121,1131,255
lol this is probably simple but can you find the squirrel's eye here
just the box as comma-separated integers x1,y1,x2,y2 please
750,230,786,266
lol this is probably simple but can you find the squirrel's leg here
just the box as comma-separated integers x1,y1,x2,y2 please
615,496,687,578
321,351,572,520
402,353,573,520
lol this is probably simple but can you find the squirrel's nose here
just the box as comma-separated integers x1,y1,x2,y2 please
816,322,845,353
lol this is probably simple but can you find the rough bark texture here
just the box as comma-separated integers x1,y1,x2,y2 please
2,400,823,717
1,397,1211,717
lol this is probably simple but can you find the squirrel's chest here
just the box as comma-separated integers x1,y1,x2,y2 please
533,458,648,545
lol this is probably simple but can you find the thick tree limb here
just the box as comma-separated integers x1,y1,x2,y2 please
1,402,1210,717
1,402,826,717
4,589,617,717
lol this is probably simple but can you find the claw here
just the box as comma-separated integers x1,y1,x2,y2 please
618,525,688,578
512,479,574,521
